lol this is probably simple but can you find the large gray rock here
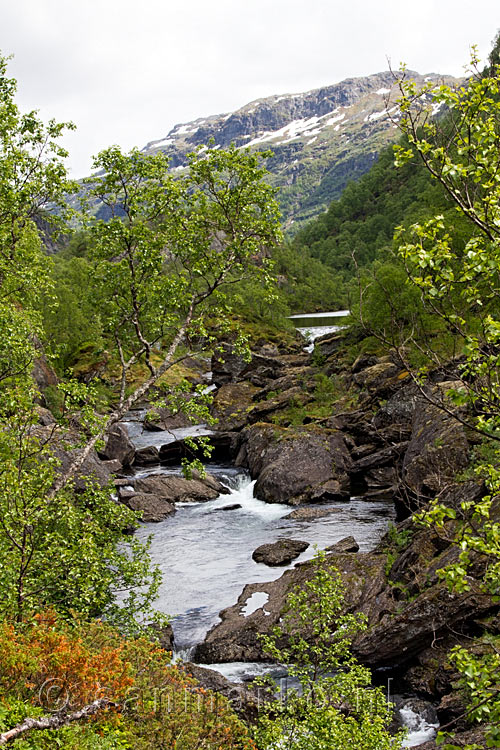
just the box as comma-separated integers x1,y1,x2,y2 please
100,423,135,467
240,424,352,505
124,493,175,522
252,538,309,566
133,473,228,503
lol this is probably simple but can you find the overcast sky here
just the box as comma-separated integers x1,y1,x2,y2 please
2,1,499,176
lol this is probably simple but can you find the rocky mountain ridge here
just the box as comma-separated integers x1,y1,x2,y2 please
142,70,459,230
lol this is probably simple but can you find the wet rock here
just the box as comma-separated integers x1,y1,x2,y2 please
325,536,359,553
123,493,175,522
285,506,342,521
100,423,135,467
218,503,242,511
134,445,160,465
133,473,228,503
252,539,309,566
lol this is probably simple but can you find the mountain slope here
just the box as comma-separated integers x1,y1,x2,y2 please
141,70,459,230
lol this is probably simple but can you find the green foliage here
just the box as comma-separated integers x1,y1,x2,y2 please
254,550,403,750
292,142,448,281
0,387,161,628
0,613,256,749
391,53,500,746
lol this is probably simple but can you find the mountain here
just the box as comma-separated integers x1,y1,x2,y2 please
141,70,459,231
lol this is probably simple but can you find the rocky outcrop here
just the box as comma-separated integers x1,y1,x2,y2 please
252,539,309,566
326,536,359,553
285,506,342,521
211,382,259,431
194,552,388,663
398,383,470,511
183,664,264,723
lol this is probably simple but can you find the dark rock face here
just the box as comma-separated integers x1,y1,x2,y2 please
100,423,135,467
123,493,175,522
242,425,352,505
398,383,470,511
158,432,238,465
134,445,160,465
133,473,228,503
252,539,309,566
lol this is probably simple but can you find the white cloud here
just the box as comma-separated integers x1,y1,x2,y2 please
2,0,498,176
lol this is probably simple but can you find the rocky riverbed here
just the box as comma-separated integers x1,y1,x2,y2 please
60,319,496,748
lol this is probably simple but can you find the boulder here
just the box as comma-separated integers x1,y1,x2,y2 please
325,536,359,553
252,539,309,566
123,493,175,522
218,503,242,511
134,445,160,465
133,473,228,503
100,423,135,467
240,425,352,505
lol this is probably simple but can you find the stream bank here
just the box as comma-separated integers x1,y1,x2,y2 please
99,314,496,748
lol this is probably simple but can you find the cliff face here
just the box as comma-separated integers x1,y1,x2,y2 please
141,71,459,230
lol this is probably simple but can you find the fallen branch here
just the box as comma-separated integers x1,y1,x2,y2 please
0,698,115,745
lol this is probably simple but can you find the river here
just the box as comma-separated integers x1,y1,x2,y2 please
121,311,436,747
